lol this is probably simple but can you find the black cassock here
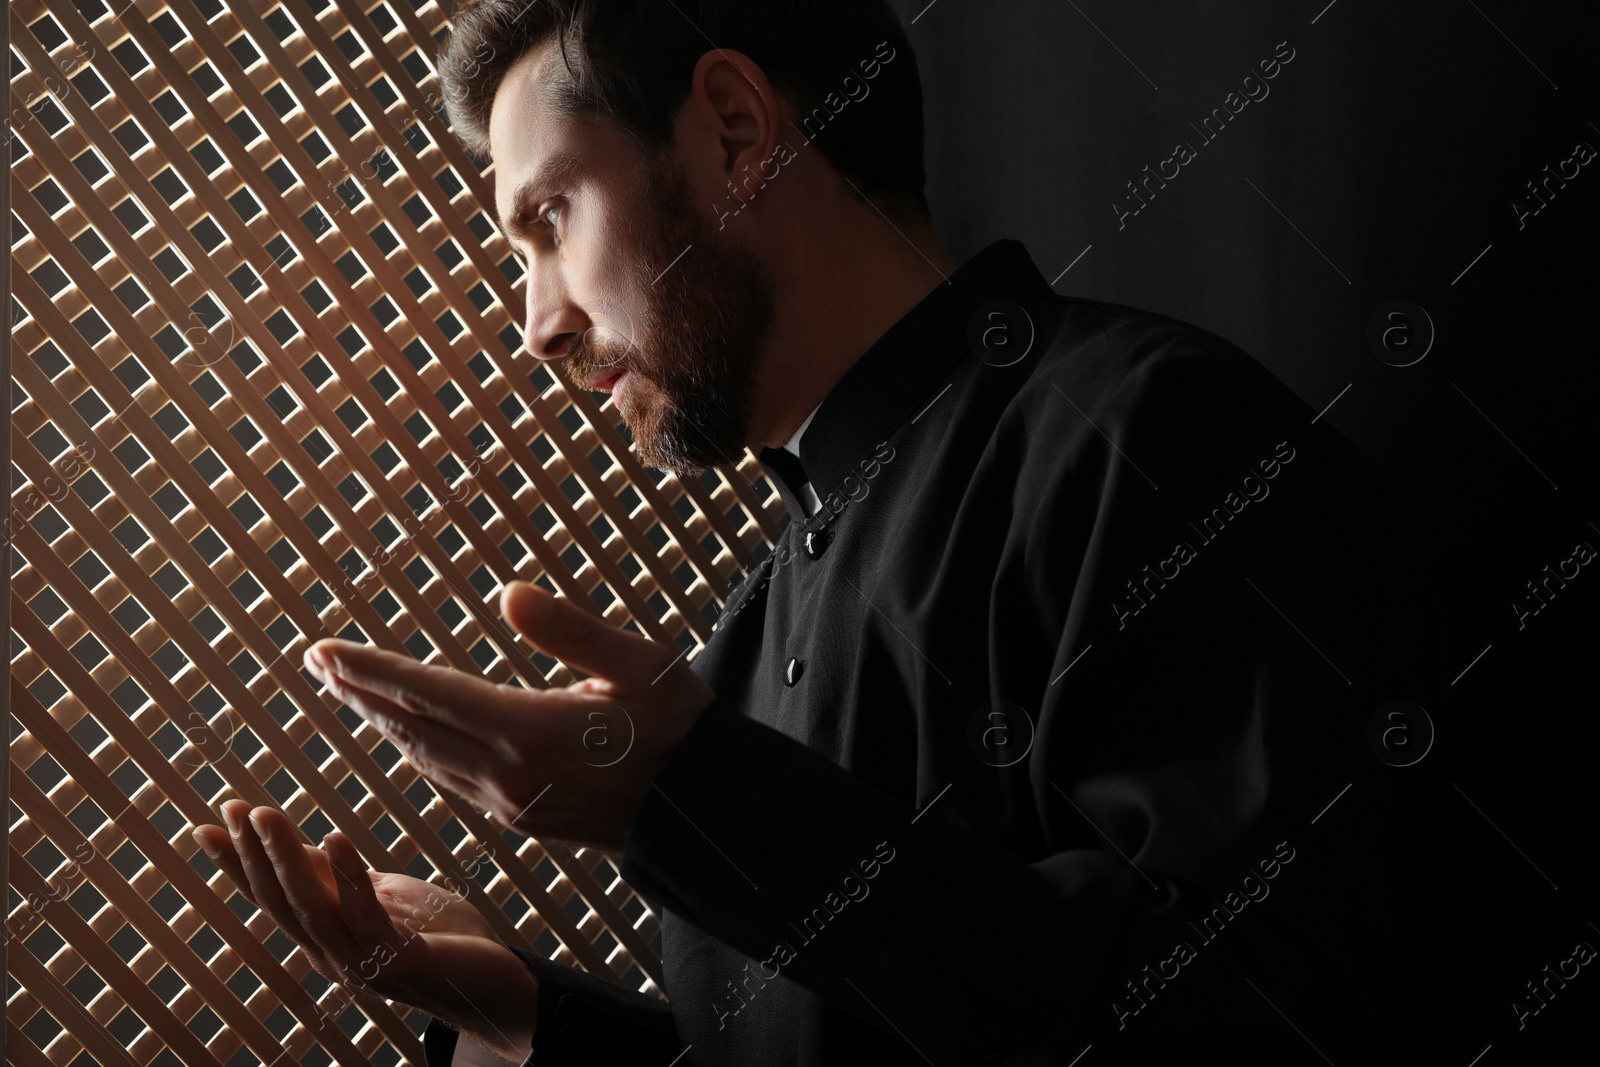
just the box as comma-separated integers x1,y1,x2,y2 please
426,239,1512,1066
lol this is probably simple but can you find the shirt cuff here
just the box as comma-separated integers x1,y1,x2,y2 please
507,946,680,1062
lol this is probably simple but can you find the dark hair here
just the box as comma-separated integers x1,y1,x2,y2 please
438,0,930,223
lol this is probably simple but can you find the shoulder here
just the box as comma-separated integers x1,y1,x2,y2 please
1029,294,1302,419
976,295,1311,497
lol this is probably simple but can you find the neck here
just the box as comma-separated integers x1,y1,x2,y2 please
749,208,956,450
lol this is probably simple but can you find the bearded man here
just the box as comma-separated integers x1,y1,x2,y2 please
195,3,1506,1065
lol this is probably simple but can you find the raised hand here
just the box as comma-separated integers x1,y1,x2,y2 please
302,580,715,852
193,800,537,1062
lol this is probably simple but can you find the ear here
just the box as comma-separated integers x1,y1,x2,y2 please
682,48,786,193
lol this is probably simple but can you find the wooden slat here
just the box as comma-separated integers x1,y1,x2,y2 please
8,0,787,1062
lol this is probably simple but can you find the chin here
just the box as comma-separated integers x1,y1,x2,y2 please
633,434,713,480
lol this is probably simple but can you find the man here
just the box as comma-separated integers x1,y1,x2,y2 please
195,2,1510,1064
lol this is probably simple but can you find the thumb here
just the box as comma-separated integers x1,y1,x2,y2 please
500,581,662,685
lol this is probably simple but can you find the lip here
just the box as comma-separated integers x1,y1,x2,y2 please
582,369,627,392
608,370,629,402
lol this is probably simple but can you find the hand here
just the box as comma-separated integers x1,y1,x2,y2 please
302,580,716,852
193,800,538,1061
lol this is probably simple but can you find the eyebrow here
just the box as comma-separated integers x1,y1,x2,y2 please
494,150,589,250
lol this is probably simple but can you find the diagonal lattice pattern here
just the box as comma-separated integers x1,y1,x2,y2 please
7,0,784,1063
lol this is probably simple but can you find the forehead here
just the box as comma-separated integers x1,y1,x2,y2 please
488,40,630,227
489,41,567,213
488,37,567,161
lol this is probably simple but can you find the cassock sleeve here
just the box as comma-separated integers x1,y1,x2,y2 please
422,944,680,1066
617,343,1407,1064
1011,344,1416,1063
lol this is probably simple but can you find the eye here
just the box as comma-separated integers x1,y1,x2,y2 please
537,201,562,231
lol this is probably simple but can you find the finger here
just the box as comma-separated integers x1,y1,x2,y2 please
305,640,522,734
307,838,337,895
251,807,361,963
501,580,670,686
192,822,257,906
198,817,336,899
323,832,399,947
224,803,319,956
320,670,493,779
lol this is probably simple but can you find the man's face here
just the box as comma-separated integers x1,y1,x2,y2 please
488,42,776,478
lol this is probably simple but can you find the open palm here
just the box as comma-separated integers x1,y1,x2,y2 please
193,800,538,1059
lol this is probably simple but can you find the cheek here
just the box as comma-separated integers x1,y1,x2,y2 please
592,216,640,289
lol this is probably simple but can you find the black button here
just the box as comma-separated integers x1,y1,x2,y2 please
804,527,830,559
784,657,804,686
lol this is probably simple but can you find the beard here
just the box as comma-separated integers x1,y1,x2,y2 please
561,149,776,479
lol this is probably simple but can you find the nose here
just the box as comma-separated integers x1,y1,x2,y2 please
523,258,586,361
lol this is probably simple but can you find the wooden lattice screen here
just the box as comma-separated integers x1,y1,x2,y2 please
6,0,785,1063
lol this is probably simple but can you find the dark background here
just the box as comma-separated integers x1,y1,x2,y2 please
897,0,1598,1060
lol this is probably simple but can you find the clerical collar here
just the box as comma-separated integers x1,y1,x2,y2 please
754,238,1056,524
782,402,821,457
779,403,824,516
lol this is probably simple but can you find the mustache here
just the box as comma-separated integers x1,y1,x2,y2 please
564,332,634,383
